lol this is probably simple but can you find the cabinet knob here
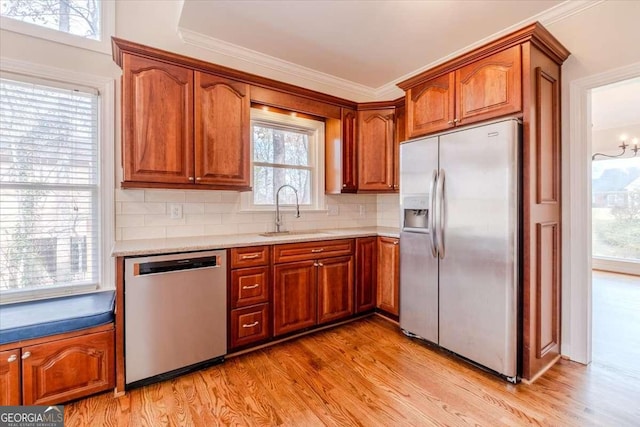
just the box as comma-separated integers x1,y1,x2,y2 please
318,262,324,267
447,120,454,125
393,184,398,189
393,240,399,245
388,184,392,188
453,118,459,123
242,321,259,328
342,184,347,188
313,262,319,267
21,351,31,360
188,177,195,181
196,177,202,181
7,354,17,363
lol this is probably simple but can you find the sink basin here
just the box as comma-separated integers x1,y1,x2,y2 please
259,230,332,237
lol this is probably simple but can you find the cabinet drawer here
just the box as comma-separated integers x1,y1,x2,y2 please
230,246,270,268
231,266,269,308
230,304,270,348
273,239,354,263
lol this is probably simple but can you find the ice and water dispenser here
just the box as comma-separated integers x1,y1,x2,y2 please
402,196,429,233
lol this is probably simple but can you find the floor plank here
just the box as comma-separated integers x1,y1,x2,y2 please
66,315,640,426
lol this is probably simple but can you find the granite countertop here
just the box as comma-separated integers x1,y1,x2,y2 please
111,227,400,257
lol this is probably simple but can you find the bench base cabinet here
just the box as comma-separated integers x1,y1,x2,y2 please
0,328,115,406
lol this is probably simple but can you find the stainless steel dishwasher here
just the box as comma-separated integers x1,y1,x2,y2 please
124,250,226,388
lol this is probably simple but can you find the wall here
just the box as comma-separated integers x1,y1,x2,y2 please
545,0,640,361
115,189,378,240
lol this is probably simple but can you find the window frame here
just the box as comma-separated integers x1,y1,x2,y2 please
241,108,326,213
0,0,115,54
0,58,115,304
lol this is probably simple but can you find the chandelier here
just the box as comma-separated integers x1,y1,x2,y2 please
592,135,639,160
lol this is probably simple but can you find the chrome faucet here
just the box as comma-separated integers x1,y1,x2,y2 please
275,184,300,232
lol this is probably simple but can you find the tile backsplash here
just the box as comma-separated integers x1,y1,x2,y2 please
115,189,392,240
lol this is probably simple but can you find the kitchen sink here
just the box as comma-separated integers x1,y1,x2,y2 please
259,230,333,237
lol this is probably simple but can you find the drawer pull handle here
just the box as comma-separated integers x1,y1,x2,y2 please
242,284,260,290
241,254,260,260
242,321,259,328
7,355,17,363
21,351,31,360
311,248,324,253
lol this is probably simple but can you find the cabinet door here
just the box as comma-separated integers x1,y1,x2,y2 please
377,237,400,316
317,256,354,324
273,261,317,336
456,46,522,126
406,73,455,138
341,108,358,192
358,109,395,191
195,72,251,188
0,349,21,406
22,330,115,405
356,237,377,313
122,54,194,184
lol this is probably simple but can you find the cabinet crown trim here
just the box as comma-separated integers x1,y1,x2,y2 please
397,22,570,90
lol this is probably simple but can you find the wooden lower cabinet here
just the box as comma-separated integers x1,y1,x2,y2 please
230,304,270,348
356,237,377,313
0,349,21,405
376,237,400,316
273,260,317,336
317,256,354,325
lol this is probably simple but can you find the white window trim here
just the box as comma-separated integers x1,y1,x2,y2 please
0,0,115,55
0,58,115,303
241,108,326,213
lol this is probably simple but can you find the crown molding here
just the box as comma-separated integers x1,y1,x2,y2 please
177,27,377,101
178,0,602,101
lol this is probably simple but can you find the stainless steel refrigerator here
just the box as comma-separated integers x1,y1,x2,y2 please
399,118,520,382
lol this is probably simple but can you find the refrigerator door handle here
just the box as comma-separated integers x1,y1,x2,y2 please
436,168,446,259
429,169,438,257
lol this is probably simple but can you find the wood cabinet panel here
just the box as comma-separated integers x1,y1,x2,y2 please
406,73,455,138
273,261,317,336
230,246,270,268
231,266,270,309
356,237,377,313
0,349,21,406
317,256,354,325
273,239,354,264
456,46,522,126
122,54,194,184
230,304,270,348
377,237,400,316
341,108,358,192
195,72,250,188
22,330,114,406
358,109,395,191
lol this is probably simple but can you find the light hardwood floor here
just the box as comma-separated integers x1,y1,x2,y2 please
592,270,640,378
65,315,639,426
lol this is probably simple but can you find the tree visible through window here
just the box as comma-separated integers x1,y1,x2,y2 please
592,157,640,261
1,0,101,40
0,76,99,293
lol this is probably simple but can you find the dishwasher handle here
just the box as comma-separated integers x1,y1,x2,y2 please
136,255,220,276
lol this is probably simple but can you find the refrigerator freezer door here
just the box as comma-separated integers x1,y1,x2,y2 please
438,119,519,378
399,137,440,344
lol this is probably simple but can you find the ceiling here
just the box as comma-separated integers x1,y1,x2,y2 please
178,0,566,93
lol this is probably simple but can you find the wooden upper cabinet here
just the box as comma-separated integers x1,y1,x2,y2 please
456,46,522,126
0,349,21,406
406,73,455,138
122,54,194,184
341,108,358,192
358,108,395,191
194,72,250,188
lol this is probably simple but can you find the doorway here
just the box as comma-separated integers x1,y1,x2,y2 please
589,77,640,376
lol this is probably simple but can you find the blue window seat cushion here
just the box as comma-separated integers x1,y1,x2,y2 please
0,291,115,345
